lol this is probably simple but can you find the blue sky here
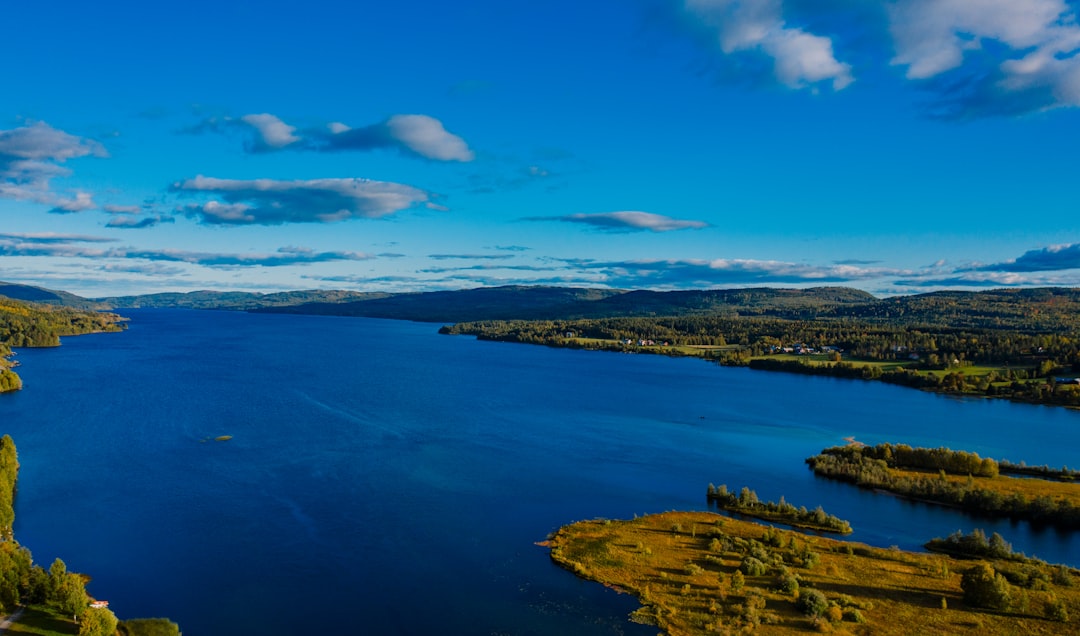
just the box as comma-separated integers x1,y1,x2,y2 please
2,0,1080,297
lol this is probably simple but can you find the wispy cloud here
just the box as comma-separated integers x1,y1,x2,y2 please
187,112,474,161
684,0,854,91
102,204,143,214
0,234,373,269
0,232,116,244
419,264,555,274
526,210,708,233
105,214,175,229
0,122,106,212
571,257,905,288
428,253,516,261
972,243,1080,272
173,175,432,226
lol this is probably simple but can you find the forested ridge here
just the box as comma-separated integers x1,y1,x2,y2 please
0,295,125,393
441,287,1080,407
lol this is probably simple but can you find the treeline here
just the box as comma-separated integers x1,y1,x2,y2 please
0,435,17,540
443,312,1080,407
0,296,124,348
442,306,1080,368
999,460,1080,482
706,484,852,534
806,450,1080,528
926,529,1028,562
816,444,999,478
0,296,125,393
927,529,1075,619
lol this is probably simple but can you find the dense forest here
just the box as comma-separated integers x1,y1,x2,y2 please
0,295,125,393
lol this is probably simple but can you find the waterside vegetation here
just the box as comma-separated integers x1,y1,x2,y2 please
706,485,852,534
439,287,1080,408
0,436,179,634
806,444,1080,528
0,296,125,394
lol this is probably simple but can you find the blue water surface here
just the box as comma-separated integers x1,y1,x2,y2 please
2,309,1079,635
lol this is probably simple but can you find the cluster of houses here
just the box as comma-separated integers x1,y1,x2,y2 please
619,338,669,347
765,344,843,355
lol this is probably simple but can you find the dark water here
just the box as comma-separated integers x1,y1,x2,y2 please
2,309,1078,635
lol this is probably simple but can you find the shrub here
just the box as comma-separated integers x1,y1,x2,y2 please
740,556,768,577
1046,597,1069,622
842,607,866,623
797,589,829,617
773,573,799,596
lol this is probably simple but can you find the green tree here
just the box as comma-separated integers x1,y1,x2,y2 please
961,563,1011,610
118,618,182,636
49,558,88,617
0,435,18,539
79,607,119,636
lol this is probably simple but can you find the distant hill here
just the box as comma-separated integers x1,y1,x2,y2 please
256,285,626,322
254,285,876,322
0,282,105,310
6,280,1080,333
97,289,383,310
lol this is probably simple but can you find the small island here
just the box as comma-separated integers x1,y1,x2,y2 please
806,443,1080,528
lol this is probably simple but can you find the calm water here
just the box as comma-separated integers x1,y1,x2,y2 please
3,309,1079,635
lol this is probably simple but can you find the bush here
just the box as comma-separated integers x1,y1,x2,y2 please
842,607,866,623
797,589,829,617
740,556,768,576
773,573,799,596
1046,597,1069,622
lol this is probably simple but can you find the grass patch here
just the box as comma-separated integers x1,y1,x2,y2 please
3,605,76,635
548,511,1080,635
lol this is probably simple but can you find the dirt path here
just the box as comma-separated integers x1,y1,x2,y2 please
0,606,25,633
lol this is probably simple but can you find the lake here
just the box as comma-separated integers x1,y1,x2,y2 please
3,309,1078,634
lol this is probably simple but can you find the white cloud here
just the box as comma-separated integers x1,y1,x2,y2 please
173,175,431,225
685,0,853,90
189,112,475,161
889,0,1080,109
383,114,475,161
240,113,300,149
0,122,106,211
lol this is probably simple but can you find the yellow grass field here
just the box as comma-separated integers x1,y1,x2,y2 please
548,511,1079,635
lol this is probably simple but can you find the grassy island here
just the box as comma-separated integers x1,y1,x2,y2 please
706,485,852,534
806,444,1080,528
548,511,1079,635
